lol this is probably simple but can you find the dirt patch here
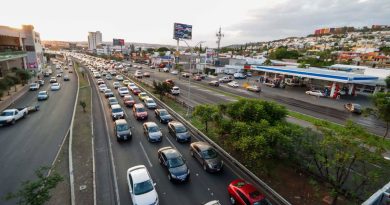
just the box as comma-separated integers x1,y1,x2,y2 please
47,133,71,205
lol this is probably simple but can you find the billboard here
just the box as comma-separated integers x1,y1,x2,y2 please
173,23,192,40
113,39,125,46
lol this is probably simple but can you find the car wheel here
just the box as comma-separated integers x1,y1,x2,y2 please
203,163,207,171
11,119,16,125
175,136,179,142
168,174,172,181
160,118,162,123
229,195,236,204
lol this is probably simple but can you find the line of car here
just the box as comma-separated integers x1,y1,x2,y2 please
72,53,274,205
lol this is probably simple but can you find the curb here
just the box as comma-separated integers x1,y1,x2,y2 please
69,60,80,205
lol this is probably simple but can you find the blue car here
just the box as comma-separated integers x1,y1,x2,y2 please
37,91,49,101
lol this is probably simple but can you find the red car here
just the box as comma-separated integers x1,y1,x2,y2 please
132,88,141,95
193,75,202,81
227,179,271,205
123,95,135,107
133,103,148,120
165,79,174,86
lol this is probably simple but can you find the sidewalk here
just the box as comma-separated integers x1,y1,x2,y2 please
0,84,29,111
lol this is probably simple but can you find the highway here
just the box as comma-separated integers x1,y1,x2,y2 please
124,63,387,136
84,64,283,205
0,66,77,204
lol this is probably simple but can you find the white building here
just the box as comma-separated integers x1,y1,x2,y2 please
88,31,102,51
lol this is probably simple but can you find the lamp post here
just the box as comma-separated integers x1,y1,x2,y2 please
180,40,205,116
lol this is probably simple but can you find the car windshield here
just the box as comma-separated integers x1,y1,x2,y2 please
202,149,218,159
133,180,154,195
175,125,187,133
116,124,128,131
125,96,133,101
1,111,13,116
160,110,168,116
112,108,122,113
110,99,118,103
168,156,185,168
38,92,46,95
119,88,127,91
147,99,154,103
136,107,145,112
148,126,159,133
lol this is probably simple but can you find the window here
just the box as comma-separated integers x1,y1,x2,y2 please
25,46,35,51
237,190,251,205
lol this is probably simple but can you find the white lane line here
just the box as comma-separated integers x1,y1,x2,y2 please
165,136,178,150
139,142,153,167
94,67,121,205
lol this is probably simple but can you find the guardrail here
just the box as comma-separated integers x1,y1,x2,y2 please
122,71,291,205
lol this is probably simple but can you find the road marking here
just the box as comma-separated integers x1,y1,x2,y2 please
88,71,97,205
92,65,121,205
165,136,178,150
139,142,153,167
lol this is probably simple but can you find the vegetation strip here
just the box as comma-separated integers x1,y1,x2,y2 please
72,61,94,204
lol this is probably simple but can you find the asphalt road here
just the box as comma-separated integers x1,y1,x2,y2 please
86,66,266,205
124,63,387,136
0,66,77,204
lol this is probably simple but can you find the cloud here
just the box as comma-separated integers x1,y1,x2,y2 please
222,0,390,45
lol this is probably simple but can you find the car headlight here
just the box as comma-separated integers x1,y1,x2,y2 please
7,119,12,122
171,174,178,179
187,169,190,174
208,163,213,168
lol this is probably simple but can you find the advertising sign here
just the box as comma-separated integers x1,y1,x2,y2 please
173,23,192,40
113,39,125,46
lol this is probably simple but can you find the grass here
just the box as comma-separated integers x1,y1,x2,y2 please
72,61,93,203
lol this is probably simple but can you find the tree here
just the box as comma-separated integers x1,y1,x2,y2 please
79,100,87,112
262,59,272,66
153,80,172,100
3,166,63,205
364,92,390,139
146,48,155,53
308,122,386,205
193,104,220,132
157,47,169,52
385,75,390,89
15,69,32,86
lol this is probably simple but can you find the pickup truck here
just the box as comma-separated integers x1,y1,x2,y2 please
0,108,28,125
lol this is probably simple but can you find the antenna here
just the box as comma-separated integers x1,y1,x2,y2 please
215,27,224,64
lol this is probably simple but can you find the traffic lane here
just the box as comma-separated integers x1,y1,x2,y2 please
98,77,237,205
0,72,77,203
87,71,117,205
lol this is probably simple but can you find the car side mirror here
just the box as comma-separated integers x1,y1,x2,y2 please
153,183,156,186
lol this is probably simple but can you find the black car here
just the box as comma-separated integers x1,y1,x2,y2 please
158,147,190,182
168,121,191,143
155,109,173,123
190,142,223,173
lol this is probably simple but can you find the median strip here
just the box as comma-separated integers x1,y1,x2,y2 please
71,62,94,204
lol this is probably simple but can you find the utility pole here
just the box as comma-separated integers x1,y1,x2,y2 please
215,27,224,66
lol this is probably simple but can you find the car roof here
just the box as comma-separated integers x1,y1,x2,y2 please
38,91,47,94
230,179,265,201
134,103,144,108
169,121,184,127
108,97,117,101
144,122,157,127
192,141,212,151
159,147,180,158
128,166,150,183
115,119,127,125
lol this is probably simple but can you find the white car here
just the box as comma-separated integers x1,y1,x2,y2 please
163,67,169,72
99,84,108,92
116,75,124,81
171,86,180,95
51,83,61,91
29,83,40,91
227,81,239,88
113,82,120,89
305,90,325,97
170,70,178,75
127,165,159,205
144,98,157,109
118,87,129,97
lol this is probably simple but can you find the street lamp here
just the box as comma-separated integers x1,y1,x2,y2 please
180,40,206,116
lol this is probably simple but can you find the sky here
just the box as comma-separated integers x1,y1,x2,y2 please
1,0,389,48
